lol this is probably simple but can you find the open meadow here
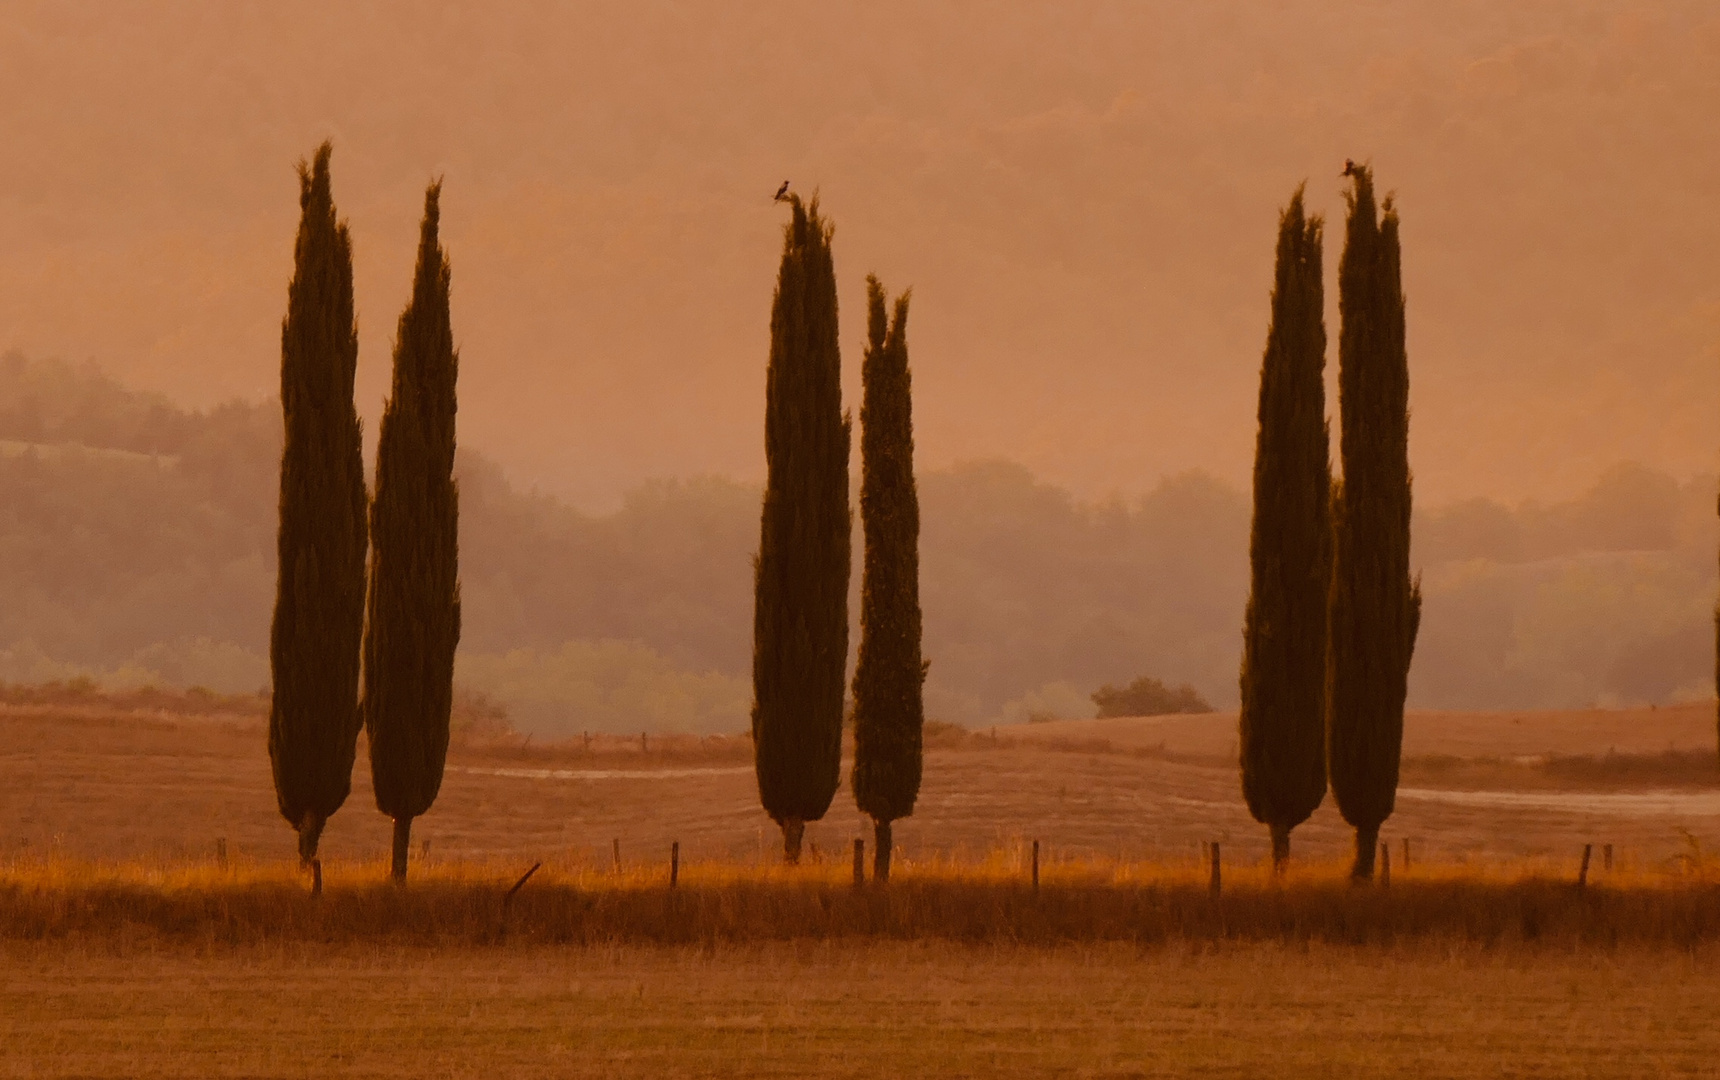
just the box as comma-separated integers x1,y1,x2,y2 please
7,696,1720,1076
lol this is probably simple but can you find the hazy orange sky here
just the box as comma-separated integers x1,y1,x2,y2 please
1,1,1715,508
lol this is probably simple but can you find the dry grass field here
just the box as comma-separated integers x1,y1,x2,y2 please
4,697,1718,871
7,694,1720,1077
9,939,1720,1078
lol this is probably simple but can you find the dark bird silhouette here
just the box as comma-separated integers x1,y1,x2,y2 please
1342,159,1358,177
774,180,791,202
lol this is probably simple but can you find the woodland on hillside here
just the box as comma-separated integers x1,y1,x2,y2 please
0,352,1713,730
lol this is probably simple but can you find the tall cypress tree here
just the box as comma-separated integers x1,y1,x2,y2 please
1327,165,1421,880
752,194,851,863
1239,187,1330,871
268,142,368,865
851,275,922,884
363,181,461,883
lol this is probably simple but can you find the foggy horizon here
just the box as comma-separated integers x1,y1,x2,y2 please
8,8,1720,1071
3,2,1715,509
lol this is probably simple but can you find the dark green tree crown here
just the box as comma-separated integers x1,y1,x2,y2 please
852,273,923,826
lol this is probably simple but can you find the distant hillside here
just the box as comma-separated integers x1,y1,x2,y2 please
0,355,1712,731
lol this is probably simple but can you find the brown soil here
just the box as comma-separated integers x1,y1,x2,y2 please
5,702,1719,872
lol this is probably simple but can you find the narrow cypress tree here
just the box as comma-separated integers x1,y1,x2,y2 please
363,181,462,883
268,142,368,864
1239,187,1330,871
1327,165,1422,880
752,194,851,863
851,275,922,884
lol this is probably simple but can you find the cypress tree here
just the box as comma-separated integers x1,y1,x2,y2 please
851,275,923,884
1327,164,1422,880
363,181,462,883
1239,187,1330,871
268,142,368,865
752,194,851,863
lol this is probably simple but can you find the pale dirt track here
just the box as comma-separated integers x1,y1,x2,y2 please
1010,701,1716,759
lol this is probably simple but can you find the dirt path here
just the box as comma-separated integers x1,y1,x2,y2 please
1399,787,1720,817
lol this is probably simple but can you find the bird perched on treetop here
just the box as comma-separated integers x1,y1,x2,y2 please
774,180,791,202
1342,159,1358,177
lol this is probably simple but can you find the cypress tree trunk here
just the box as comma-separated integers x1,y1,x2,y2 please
873,819,893,883
1327,165,1421,882
391,817,412,882
752,195,851,863
851,275,923,886
1352,824,1379,878
1239,187,1330,873
268,142,368,865
363,182,462,885
1269,824,1291,869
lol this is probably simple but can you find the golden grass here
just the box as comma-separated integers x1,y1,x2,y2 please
6,855,1720,950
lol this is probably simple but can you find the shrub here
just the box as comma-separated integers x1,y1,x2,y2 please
1091,676,1212,718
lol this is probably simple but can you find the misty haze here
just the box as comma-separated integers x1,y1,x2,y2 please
4,4,1719,1077
1,352,1714,733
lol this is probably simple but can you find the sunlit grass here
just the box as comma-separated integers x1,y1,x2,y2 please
5,848,1718,950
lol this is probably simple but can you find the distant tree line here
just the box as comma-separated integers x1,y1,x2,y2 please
0,356,1710,722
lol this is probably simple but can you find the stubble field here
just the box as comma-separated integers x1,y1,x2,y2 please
10,940,1720,1078
5,697,1720,1077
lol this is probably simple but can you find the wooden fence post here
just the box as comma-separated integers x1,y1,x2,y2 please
216,837,227,868
1402,836,1410,871
1209,842,1221,897
1379,842,1391,887
853,839,865,887
1577,843,1592,890
670,842,679,889
612,838,621,873
1031,839,1040,893
1603,843,1613,872
504,861,542,913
